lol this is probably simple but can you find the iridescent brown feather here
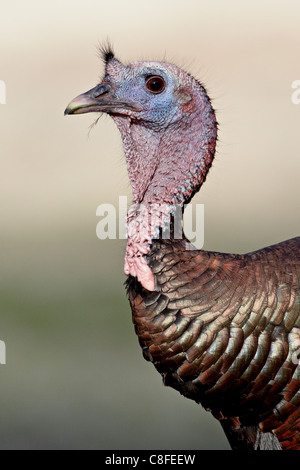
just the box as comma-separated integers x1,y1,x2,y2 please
127,236,300,450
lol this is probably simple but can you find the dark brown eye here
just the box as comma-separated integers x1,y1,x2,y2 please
145,76,165,94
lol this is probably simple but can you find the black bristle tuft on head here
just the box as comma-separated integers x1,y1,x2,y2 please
98,41,115,66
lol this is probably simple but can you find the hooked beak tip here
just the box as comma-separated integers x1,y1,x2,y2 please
64,107,73,115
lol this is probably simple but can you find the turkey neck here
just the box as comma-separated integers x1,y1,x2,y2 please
113,92,217,206
112,90,217,290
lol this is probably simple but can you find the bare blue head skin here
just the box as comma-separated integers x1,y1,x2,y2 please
65,47,217,290
66,51,195,127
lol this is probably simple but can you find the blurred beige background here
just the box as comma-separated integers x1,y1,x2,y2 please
0,0,299,449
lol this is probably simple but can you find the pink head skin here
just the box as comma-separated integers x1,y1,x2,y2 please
65,49,217,291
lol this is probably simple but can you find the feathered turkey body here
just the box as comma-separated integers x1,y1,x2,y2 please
65,47,300,450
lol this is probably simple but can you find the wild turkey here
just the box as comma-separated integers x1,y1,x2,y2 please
65,47,300,450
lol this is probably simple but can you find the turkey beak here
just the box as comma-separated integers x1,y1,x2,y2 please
65,83,114,115
64,83,139,115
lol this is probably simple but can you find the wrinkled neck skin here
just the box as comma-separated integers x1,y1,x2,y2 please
112,96,217,291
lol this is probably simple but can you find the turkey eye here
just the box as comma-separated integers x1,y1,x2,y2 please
145,76,165,94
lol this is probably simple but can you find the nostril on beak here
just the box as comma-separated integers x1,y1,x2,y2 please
92,83,111,98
